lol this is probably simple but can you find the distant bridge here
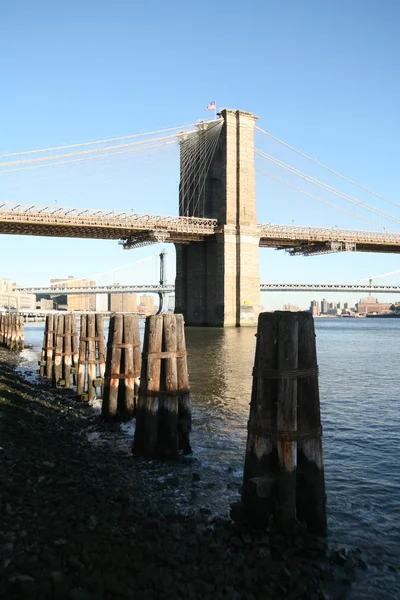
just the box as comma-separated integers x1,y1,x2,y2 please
14,283,400,295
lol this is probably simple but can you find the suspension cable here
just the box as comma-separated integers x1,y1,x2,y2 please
256,148,400,225
256,125,400,209
256,169,391,230
0,122,208,158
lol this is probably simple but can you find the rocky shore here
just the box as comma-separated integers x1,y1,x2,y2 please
0,350,364,599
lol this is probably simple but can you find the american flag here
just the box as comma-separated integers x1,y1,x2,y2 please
204,100,216,111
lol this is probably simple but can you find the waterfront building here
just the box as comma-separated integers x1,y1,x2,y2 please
310,300,320,316
138,295,155,315
110,293,137,312
36,298,54,310
0,278,35,311
356,296,391,315
282,303,301,312
321,299,328,314
50,276,96,311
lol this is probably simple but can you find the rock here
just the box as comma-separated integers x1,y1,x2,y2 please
50,570,65,584
9,574,35,583
70,587,92,600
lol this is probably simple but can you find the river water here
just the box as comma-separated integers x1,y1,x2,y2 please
18,318,400,599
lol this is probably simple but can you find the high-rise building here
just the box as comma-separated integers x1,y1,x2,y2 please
50,276,96,311
321,299,328,314
310,300,320,316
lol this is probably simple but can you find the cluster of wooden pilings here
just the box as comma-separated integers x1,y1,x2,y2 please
38,311,192,459
133,313,192,459
39,314,79,386
233,311,327,537
0,313,24,351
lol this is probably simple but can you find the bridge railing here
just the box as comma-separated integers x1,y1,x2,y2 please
0,202,218,234
258,223,400,245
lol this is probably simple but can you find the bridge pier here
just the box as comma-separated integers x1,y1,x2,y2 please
175,109,260,327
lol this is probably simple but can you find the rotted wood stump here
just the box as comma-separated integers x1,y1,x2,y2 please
102,314,141,420
76,314,106,402
52,314,78,388
0,313,24,351
133,313,191,459
238,311,327,537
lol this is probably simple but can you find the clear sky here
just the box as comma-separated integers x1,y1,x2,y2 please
2,0,400,309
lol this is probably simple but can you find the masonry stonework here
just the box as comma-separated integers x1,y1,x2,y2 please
175,109,260,326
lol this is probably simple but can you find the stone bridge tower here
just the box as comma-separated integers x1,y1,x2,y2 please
175,109,260,326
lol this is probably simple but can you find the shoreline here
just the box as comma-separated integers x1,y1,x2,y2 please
0,350,363,599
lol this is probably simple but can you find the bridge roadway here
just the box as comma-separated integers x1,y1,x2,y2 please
14,283,400,294
2,203,400,253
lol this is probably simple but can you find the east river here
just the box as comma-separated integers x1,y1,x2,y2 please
18,317,400,599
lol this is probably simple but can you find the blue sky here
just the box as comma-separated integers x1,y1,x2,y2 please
2,0,400,309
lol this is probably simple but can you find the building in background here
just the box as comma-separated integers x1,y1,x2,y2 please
320,299,328,315
109,293,137,313
50,276,96,311
95,294,108,312
356,296,391,315
138,295,155,315
0,278,35,310
310,300,320,316
36,298,54,310
282,303,301,312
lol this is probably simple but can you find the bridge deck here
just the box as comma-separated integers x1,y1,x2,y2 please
1,203,400,254
258,224,400,253
0,203,217,246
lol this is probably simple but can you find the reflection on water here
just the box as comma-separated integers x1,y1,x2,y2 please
20,318,400,599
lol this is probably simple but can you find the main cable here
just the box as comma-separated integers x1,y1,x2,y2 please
0,122,204,158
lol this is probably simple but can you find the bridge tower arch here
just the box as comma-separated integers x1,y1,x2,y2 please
175,109,260,326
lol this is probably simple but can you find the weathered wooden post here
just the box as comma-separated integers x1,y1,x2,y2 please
51,314,78,388
296,313,327,536
76,314,106,402
238,311,327,537
17,315,24,351
39,315,57,377
52,314,64,387
102,314,141,420
133,313,192,459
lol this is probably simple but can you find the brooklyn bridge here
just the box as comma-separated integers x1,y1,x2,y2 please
2,109,400,325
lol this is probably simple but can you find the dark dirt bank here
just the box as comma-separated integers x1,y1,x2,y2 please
0,351,364,599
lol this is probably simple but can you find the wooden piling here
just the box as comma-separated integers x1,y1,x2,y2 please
50,314,78,388
133,314,162,456
240,311,327,536
45,315,57,378
76,314,87,397
76,314,106,402
87,314,97,402
296,312,327,536
52,315,64,387
102,313,141,420
133,313,191,459
176,314,192,455
0,313,24,352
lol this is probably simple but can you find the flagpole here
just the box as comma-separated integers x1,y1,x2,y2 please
214,102,217,120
